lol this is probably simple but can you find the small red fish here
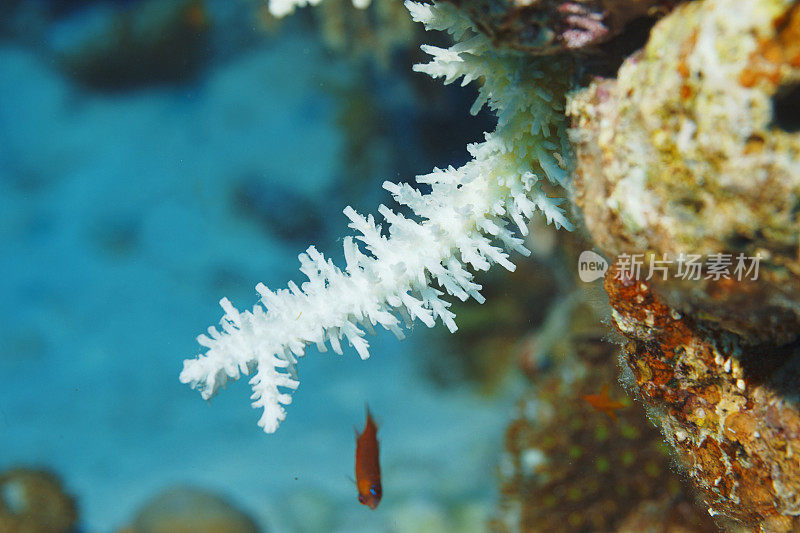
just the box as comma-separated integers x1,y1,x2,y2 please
582,384,626,421
355,406,382,510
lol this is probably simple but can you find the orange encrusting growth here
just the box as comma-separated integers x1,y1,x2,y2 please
355,408,382,510
739,3,800,88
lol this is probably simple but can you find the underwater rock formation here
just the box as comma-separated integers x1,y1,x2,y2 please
605,267,800,531
490,295,722,532
122,486,259,533
0,468,78,533
440,0,681,54
569,0,800,344
566,0,800,528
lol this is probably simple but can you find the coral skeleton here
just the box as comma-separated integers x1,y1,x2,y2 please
268,0,371,18
181,1,573,433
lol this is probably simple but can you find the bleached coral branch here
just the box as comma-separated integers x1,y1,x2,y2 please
181,1,573,433
268,0,370,18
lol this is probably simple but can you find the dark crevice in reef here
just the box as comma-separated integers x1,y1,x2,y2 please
587,16,661,77
772,82,800,133
574,2,701,86
570,15,662,88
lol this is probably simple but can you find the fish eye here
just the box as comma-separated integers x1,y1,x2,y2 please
370,486,380,497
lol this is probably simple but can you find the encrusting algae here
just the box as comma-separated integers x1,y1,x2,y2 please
605,264,800,532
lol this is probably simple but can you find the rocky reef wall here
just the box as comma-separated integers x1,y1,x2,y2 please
564,0,800,529
459,0,800,529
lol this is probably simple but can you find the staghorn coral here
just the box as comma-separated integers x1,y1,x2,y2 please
605,264,800,531
181,1,574,433
568,0,800,344
268,0,371,18
428,258,560,392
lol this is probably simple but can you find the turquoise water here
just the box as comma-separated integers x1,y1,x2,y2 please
0,2,512,530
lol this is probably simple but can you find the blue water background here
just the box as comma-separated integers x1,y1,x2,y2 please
0,2,515,531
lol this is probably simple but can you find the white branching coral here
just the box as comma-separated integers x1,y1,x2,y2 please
268,0,371,18
181,1,573,433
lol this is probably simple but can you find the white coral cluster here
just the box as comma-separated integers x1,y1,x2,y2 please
268,0,370,18
181,1,573,433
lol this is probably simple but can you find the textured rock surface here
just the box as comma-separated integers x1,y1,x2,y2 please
0,468,78,533
568,0,800,344
490,291,722,532
606,266,800,531
442,0,680,54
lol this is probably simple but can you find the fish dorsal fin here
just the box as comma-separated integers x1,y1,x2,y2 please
364,402,379,428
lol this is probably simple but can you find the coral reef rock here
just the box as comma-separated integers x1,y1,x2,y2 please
442,0,681,54
123,486,260,533
0,468,78,533
569,0,800,344
491,294,721,532
606,266,800,532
